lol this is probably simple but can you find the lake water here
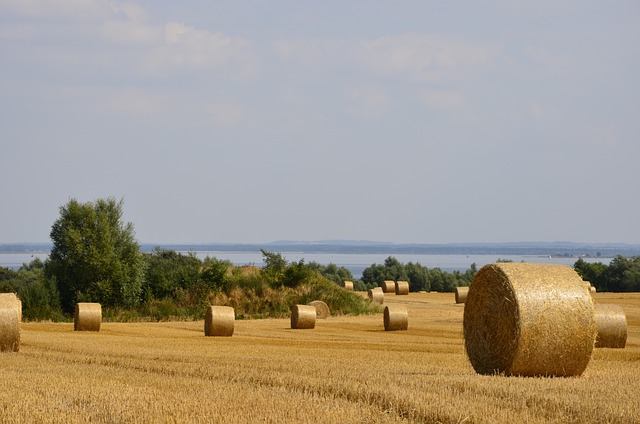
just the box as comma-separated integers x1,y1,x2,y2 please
0,251,611,279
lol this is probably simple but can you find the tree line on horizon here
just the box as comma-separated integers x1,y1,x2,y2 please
1,197,639,321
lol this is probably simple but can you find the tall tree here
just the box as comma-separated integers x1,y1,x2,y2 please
46,198,145,312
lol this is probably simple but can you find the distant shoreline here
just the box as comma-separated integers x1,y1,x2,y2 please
1,241,639,258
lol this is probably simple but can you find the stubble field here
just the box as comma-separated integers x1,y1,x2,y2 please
1,292,639,423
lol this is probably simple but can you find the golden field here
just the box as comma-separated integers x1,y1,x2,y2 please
2,292,639,424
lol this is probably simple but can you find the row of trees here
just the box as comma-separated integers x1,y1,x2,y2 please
3,197,639,321
361,256,477,292
574,256,640,292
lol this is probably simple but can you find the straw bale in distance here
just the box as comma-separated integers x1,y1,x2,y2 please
74,303,102,332
307,300,330,319
594,303,627,348
291,304,316,329
455,286,469,304
204,305,235,337
589,286,597,293
381,280,396,293
367,287,384,304
0,293,21,322
342,280,354,291
463,263,596,377
395,281,409,295
0,293,21,352
384,305,408,331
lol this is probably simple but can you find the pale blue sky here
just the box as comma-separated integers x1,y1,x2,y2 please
1,1,638,244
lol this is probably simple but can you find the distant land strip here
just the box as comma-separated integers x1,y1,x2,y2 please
2,241,640,258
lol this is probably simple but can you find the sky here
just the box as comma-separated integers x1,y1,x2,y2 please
1,1,639,245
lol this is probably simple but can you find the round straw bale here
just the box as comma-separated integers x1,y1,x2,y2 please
463,263,596,377
307,300,330,319
0,293,21,322
589,286,597,293
395,281,409,295
291,304,316,329
594,304,627,348
342,280,354,291
455,286,469,304
0,294,21,352
204,305,235,337
384,305,408,331
367,287,384,304
381,280,396,293
74,303,102,332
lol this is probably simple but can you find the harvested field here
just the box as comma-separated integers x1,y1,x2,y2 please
2,292,639,423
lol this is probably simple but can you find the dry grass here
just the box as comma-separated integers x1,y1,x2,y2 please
1,292,639,423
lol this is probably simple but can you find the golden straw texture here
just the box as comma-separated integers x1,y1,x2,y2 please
382,281,396,294
204,305,235,337
384,305,408,331
395,281,409,295
594,303,627,348
342,281,354,291
0,293,21,352
308,300,330,319
74,303,102,332
463,263,596,377
367,287,384,304
291,305,316,329
455,287,469,304
0,293,21,322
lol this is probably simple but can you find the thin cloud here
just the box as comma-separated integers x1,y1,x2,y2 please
140,22,256,77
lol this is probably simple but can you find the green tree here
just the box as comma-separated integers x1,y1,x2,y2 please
143,249,200,300
46,198,145,313
261,249,287,282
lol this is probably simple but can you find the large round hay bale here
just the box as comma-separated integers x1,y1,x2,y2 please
367,287,384,304
384,305,408,331
291,304,316,329
74,303,102,332
342,281,354,291
381,280,395,293
589,286,597,293
395,281,409,295
463,263,596,377
0,293,21,322
594,304,627,348
307,300,330,319
455,286,469,304
204,305,235,337
0,294,21,352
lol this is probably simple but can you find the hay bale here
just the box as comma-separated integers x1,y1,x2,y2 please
594,304,627,348
384,305,408,331
0,294,21,352
0,293,21,322
342,280,354,291
367,287,384,304
204,305,235,337
395,280,409,295
463,263,596,377
589,286,597,293
74,303,102,332
291,304,316,329
455,286,469,304
307,300,330,319
381,280,396,293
